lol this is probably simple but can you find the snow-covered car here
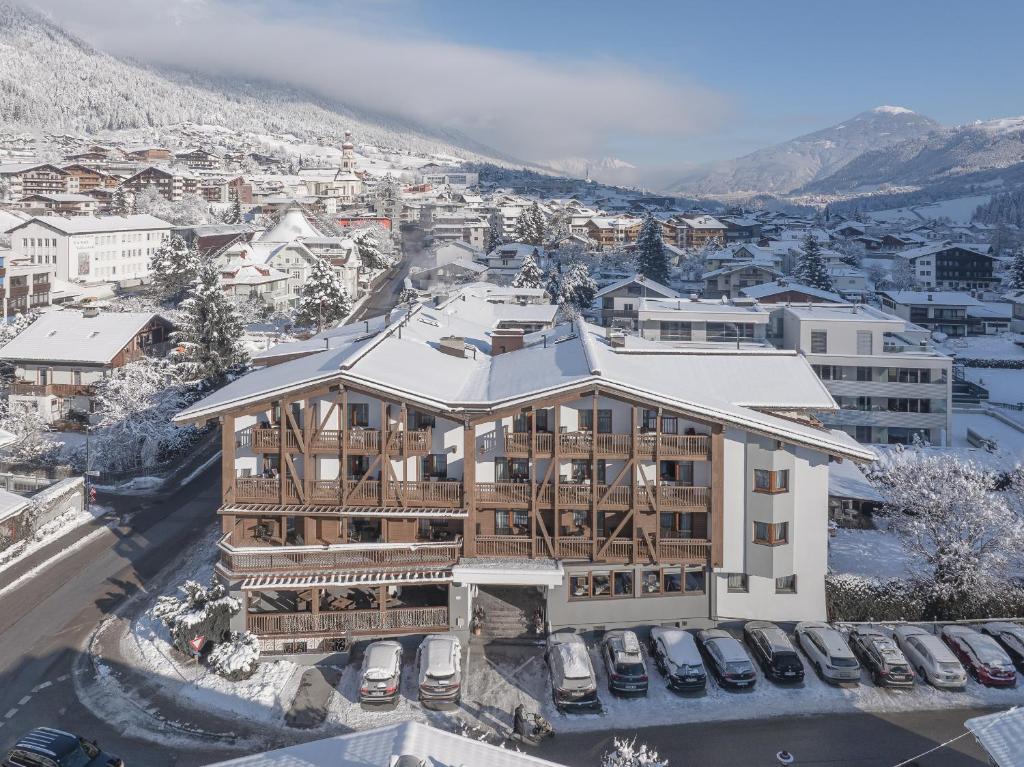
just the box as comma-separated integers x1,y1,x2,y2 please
696,629,756,689
981,622,1024,670
600,630,648,697
546,632,600,711
416,634,462,706
649,627,707,692
847,626,914,688
359,640,403,705
894,626,966,690
743,621,804,683
3,727,124,767
941,625,1016,688
795,621,860,684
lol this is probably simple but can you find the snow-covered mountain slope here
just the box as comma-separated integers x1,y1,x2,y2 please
667,107,941,197
544,156,638,185
798,116,1024,194
0,2,519,164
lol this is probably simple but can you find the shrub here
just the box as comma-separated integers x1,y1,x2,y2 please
959,359,1024,369
152,579,240,654
209,632,261,681
827,574,1024,622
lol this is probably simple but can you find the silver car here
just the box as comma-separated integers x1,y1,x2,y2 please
795,621,860,684
416,634,461,706
546,633,600,711
893,626,966,690
359,640,403,705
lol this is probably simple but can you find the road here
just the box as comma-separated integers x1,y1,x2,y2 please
347,225,431,323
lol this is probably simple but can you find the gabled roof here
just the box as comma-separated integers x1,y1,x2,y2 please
702,262,782,279
594,274,678,300
259,208,322,243
878,290,983,307
0,310,166,365
6,214,171,236
899,240,995,261
740,280,844,303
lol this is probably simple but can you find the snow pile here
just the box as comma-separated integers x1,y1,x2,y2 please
602,737,668,767
209,632,261,682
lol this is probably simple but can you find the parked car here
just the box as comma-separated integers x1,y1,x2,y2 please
981,622,1024,670
649,627,707,692
3,727,124,767
941,625,1016,688
696,628,756,689
600,630,649,696
743,621,804,683
847,626,914,688
795,621,860,684
546,633,600,711
359,640,403,705
416,634,462,706
894,626,967,690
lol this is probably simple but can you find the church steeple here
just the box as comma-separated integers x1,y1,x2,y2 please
341,130,355,173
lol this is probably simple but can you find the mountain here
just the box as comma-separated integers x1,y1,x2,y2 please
544,156,638,185
0,2,518,164
798,116,1024,195
667,107,941,197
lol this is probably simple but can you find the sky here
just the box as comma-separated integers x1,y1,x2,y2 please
27,0,1024,180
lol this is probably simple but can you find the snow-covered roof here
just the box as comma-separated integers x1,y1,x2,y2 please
879,290,983,307
593,274,678,300
783,304,904,326
0,487,31,524
6,214,172,235
0,310,165,365
258,208,321,243
638,297,770,322
965,707,1024,767
740,280,844,303
828,459,884,503
206,721,567,767
677,215,726,229
219,256,289,287
702,262,782,279
899,240,995,261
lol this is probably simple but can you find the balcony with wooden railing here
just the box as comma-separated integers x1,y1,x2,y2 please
247,605,449,638
243,426,431,455
508,430,710,460
9,381,94,398
475,534,709,563
235,477,463,507
477,482,710,511
219,533,462,574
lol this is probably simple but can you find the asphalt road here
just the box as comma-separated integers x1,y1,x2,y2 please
347,225,431,323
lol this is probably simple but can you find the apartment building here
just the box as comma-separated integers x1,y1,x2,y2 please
218,256,292,313
173,292,871,655
18,193,99,216
672,215,727,250
594,275,678,328
779,304,952,446
6,215,173,284
703,262,782,299
0,163,73,200
896,242,998,290
637,297,770,346
0,248,53,315
122,166,201,202
877,290,979,338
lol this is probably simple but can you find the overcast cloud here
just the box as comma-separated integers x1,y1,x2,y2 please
29,0,731,162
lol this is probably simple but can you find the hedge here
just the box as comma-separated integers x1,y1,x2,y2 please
826,574,1024,622
959,358,1024,369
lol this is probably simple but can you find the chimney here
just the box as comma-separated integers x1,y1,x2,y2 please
438,335,466,358
491,327,524,355
608,328,627,348
82,306,99,318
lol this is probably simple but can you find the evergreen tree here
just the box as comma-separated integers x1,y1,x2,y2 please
172,258,248,382
559,261,597,315
528,202,546,246
544,268,561,303
512,252,545,289
794,234,834,291
223,195,243,225
634,213,670,284
294,256,352,331
513,202,545,246
486,216,504,252
111,185,134,216
1008,247,1024,290
149,235,200,305
351,226,395,271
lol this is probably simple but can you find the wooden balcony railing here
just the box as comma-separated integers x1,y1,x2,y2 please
474,535,709,563
234,477,299,503
219,534,462,573
504,432,554,455
9,381,94,398
478,482,710,511
245,427,431,454
476,535,533,557
247,606,449,637
505,430,710,459
638,433,710,459
477,482,533,506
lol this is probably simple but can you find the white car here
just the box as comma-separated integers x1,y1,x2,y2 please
359,640,402,705
894,626,967,689
416,634,461,706
795,621,860,684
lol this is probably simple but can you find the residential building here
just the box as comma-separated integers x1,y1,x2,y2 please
896,241,998,290
719,216,762,243
1,250,53,315
1,309,173,423
674,215,727,249
175,148,223,171
218,255,292,313
61,164,120,193
18,193,99,216
418,166,479,189
637,297,770,346
779,304,952,446
6,214,173,284
122,166,201,202
1010,291,1024,333
826,266,869,298
0,163,72,200
476,243,547,282
877,290,980,338
703,262,782,299
173,294,871,653
408,258,487,291
594,274,679,328
125,147,173,162
583,217,642,249
740,279,845,305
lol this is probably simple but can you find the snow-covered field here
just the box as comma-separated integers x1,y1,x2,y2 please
940,333,1024,361
868,194,993,225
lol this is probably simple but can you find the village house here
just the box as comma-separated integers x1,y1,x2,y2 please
877,290,980,338
121,166,201,202
0,309,173,424
218,255,292,313
0,163,73,200
18,193,99,216
594,274,679,328
174,148,223,171
703,261,783,299
0,247,53,315
673,215,728,249
895,241,999,291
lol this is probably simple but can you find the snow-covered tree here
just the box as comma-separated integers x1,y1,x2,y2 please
152,579,240,654
874,452,1024,616
888,258,918,291
134,186,213,226
223,195,243,225
0,311,38,345
0,401,61,465
559,261,597,316
209,632,260,681
513,202,545,246
794,234,834,291
544,267,562,304
634,213,670,285
173,258,249,382
1007,247,1024,290
486,216,504,252
111,185,134,216
295,256,352,331
601,738,668,767
350,225,395,272
398,287,420,307
149,234,200,305
512,252,545,289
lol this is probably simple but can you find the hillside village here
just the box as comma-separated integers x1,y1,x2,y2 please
1,3,1024,767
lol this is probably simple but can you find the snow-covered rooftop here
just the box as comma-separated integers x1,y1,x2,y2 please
880,290,983,307
828,459,883,503
6,214,172,235
0,310,165,365
258,207,321,243
740,280,844,303
593,274,678,300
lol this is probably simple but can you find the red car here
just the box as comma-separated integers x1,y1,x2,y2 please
941,626,1017,688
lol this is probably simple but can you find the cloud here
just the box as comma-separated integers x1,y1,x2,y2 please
28,0,731,162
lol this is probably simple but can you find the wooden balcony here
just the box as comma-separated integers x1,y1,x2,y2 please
9,381,94,398
475,534,709,564
244,426,431,455
505,430,710,460
219,535,462,573
247,605,449,638
477,482,710,511
236,478,463,507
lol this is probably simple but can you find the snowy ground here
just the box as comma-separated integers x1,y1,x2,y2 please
966,368,1024,405
828,521,913,580
867,194,993,225
940,333,1024,361
0,501,110,575
952,410,1024,455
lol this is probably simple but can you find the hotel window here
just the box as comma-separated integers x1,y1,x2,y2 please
753,469,789,494
421,453,447,479
753,521,789,546
571,459,605,484
612,570,634,597
810,330,828,354
409,410,436,429
727,573,749,593
659,460,694,484
578,408,612,433
856,366,873,382
775,575,797,594
348,403,369,428
495,458,530,482
684,567,706,594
